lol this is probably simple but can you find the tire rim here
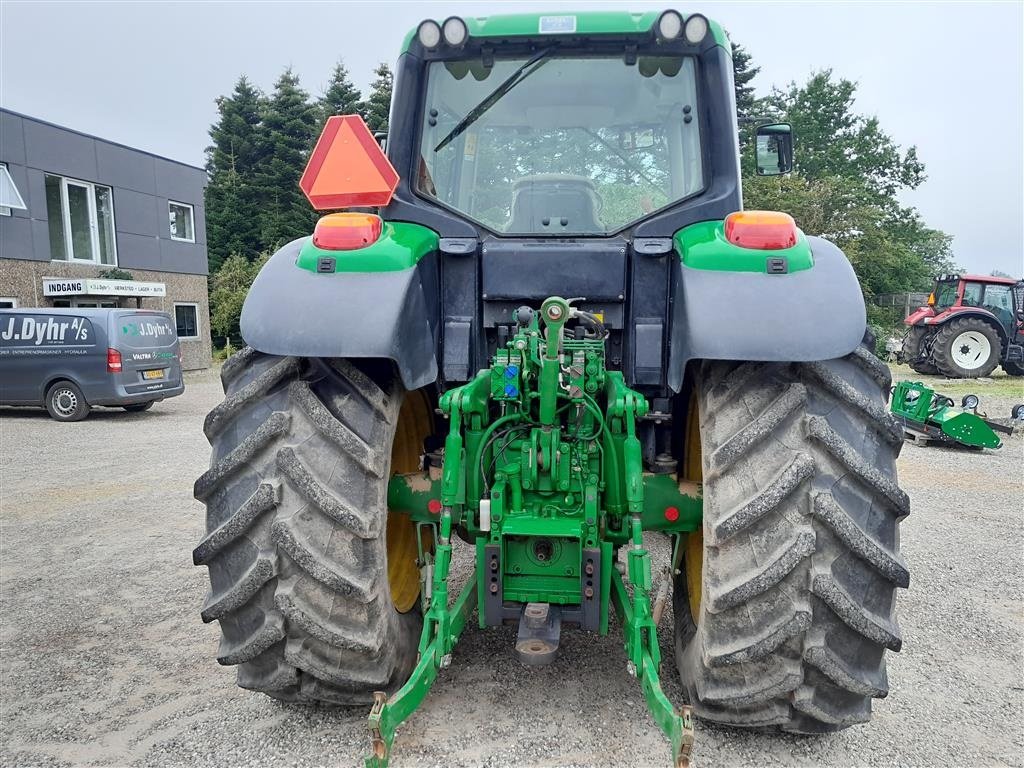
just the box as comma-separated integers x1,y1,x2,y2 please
52,388,78,417
387,389,435,613
951,331,991,370
682,389,703,620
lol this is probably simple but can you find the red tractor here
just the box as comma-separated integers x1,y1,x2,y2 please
900,273,1024,377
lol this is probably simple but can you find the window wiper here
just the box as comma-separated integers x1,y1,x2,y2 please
434,46,556,153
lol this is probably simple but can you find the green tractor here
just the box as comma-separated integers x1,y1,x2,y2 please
193,11,910,767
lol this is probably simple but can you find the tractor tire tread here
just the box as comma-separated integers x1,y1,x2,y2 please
675,336,908,732
194,349,420,706
903,327,939,375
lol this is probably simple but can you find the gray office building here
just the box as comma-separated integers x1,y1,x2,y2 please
0,108,212,370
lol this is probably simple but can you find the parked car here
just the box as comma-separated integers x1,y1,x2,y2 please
0,308,184,421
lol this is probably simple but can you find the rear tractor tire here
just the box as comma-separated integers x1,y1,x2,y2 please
674,337,910,732
1002,360,1024,377
931,317,1001,378
903,327,938,375
193,347,425,704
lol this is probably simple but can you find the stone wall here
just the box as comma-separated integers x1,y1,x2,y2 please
0,259,212,370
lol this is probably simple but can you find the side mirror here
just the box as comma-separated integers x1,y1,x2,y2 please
619,128,656,150
755,123,794,176
374,131,388,152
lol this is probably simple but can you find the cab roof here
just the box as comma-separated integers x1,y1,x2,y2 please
956,274,1019,285
401,10,729,53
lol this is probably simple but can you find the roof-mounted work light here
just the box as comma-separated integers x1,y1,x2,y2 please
683,13,709,44
417,19,442,50
442,16,468,47
656,10,683,41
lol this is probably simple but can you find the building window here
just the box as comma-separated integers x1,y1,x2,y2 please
44,174,117,265
52,299,116,308
169,201,195,242
174,303,199,339
0,163,27,216
0,298,17,309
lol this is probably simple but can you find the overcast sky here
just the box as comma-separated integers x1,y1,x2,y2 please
2,1,1022,275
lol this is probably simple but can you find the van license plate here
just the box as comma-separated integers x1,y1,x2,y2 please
142,369,164,380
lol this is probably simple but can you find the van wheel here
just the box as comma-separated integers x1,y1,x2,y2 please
123,401,155,413
46,381,90,422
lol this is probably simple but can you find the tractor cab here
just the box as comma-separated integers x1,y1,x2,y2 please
912,273,1021,328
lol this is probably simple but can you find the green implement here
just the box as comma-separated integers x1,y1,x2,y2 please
890,380,1008,449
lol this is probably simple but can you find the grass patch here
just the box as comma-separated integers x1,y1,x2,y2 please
889,363,1024,399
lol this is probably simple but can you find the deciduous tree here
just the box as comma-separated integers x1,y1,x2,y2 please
209,250,270,344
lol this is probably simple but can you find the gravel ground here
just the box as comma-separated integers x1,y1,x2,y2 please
1,366,1022,768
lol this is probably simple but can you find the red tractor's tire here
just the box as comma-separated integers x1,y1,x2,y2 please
674,337,909,732
903,327,938,375
193,348,420,704
1002,360,1024,377
931,317,1001,378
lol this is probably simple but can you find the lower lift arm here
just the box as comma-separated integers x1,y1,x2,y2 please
366,391,479,767
612,515,694,768
366,508,478,766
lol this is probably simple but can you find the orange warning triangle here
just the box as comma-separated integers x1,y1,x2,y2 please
309,119,392,197
299,115,399,210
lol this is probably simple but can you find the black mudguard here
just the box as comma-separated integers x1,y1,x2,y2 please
240,238,438,390
667,236,866,391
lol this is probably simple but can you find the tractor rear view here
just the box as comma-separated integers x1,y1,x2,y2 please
901,273,1024,378
193,11,910,766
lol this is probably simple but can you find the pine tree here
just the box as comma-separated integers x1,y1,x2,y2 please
731,41,761,120
205,169,251,272
361,63,393,134
728,37,765,175
206,76,264,174
257,68,319,250
318,61,362,129
205,76,266,270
